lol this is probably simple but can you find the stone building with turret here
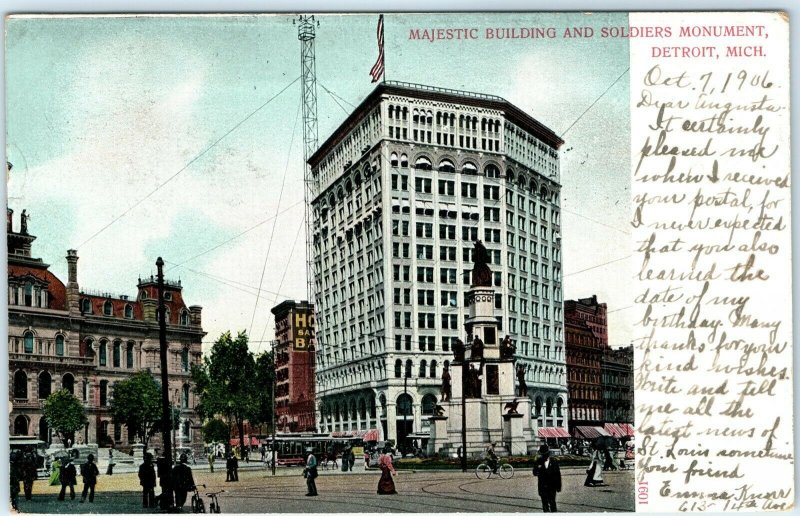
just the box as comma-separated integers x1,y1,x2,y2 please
7,207,206,453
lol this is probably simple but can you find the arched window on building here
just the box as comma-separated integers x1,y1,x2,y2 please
180,310,189,326
55,335,65,356
438,159,455,173
414,156,432,170
99,341,107,366
113,341,121,367
485,164,500,178
124,304,133,318
390,152,399,167
181,348,189,372
419,360,427,378
14,415,28,436
421,394,437,416
462,161,478,175
126,342,134,369
13,370,27,399
62,373,75,395
556,397,564,417
182,384,190,409
38,371,52,399
23,332,34,354
404,359,413,378
103,301,113,316
394,360,402,378
430,360,438,379
24,281,33,307
396,394,413,417
99,380,108,406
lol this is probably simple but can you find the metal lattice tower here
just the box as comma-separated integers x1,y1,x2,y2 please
296,15,321,384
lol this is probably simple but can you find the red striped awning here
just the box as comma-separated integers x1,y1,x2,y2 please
604,423,635,438
229,436,260,446
331,429,380,440
574,426,611,439
537,427,570,438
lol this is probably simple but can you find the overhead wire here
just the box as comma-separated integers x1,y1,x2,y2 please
75,75,301,250
247,100,303,339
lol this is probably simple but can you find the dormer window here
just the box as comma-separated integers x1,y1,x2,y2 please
103,301,113,316
140,291,149,300
164,292,173,301
124,304,133,319
81,298,92,314
180,310,189,326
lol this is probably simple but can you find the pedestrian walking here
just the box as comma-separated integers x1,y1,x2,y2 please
58,457,77,501
231,454,239,481
304,449,318,496
106,449,116,475
348,448,356,471
50,457,62,486
173,454,196,509
21,448,37,501
138,453,157,508
10,452,21,510
79,453,100,503
225,454,233,481
208,452,215,473
584,446,604,487
532,445,562,512
376,452,397,495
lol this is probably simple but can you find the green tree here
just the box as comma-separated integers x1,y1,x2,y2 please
42,389,87,446
253,350,276,431
110,370,162,451
191,331,259,458
202,419,231,444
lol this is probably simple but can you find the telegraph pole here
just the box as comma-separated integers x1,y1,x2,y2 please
156,257,174,510
461,354,467,472
271,348,276,476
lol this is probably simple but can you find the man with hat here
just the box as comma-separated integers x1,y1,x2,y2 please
172,453,196,509
532,444,562,512
58,456,77,501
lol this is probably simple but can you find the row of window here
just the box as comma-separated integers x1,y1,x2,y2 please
80,298,190,325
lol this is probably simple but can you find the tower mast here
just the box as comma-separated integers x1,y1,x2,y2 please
296,15,321,425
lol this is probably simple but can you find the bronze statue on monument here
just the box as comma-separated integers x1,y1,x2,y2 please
516,364,529,397
441,365,452,402
499,335,515,360
471,240,492,287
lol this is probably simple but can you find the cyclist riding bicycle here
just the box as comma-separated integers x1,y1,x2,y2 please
486,445,499,474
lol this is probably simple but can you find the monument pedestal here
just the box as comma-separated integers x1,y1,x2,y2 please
428,416,450,456
131,443,145,465
503,413,527,456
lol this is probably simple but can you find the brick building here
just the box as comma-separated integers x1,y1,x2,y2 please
602,344,633,424
564,295,607,436
271,300,316,432
7,208,206,452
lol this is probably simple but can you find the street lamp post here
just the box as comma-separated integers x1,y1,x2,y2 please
271,352,276,476
403,369,409,455
156,257,174,510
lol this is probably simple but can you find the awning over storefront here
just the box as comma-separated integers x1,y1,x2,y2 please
537,427,570,439
229,436,260,447
573,426,611,439
331,429,380,441
604,423,635,438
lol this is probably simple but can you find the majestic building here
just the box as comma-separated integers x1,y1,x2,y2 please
308,82,567,444
271,300,316,432
601,344,634,424
7,208,206,452
564,295,607,436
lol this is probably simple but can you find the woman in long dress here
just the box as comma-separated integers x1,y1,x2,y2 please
584,449,604,486
376,453,397,495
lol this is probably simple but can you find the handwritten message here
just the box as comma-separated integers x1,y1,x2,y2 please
630,12,792,512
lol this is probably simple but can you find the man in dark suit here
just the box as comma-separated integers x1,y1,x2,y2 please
532,444,562,512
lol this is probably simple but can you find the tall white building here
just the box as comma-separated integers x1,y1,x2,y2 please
309,82,568,446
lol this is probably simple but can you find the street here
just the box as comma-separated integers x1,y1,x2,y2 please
17,465,634,513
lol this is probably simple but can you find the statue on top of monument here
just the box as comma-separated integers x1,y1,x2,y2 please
470,335,484,361
499,335,515,360
516,364,529,397
466,363,483,399
441,365,452,402
20,209,28,235
452,338,465,362
471,240,492,287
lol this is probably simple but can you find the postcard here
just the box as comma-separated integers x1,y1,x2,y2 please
5,11,791,513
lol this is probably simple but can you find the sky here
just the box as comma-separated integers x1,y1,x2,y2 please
6,13,632,351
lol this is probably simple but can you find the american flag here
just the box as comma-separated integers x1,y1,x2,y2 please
369,15,385,82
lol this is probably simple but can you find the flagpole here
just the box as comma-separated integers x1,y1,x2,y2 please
383,14,386,83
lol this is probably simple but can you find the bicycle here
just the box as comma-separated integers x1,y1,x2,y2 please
191,484,206,513
476,461,514,479
207,490,224,513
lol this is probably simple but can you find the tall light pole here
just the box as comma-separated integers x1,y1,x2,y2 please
156,257,174,510
271,347,276,476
